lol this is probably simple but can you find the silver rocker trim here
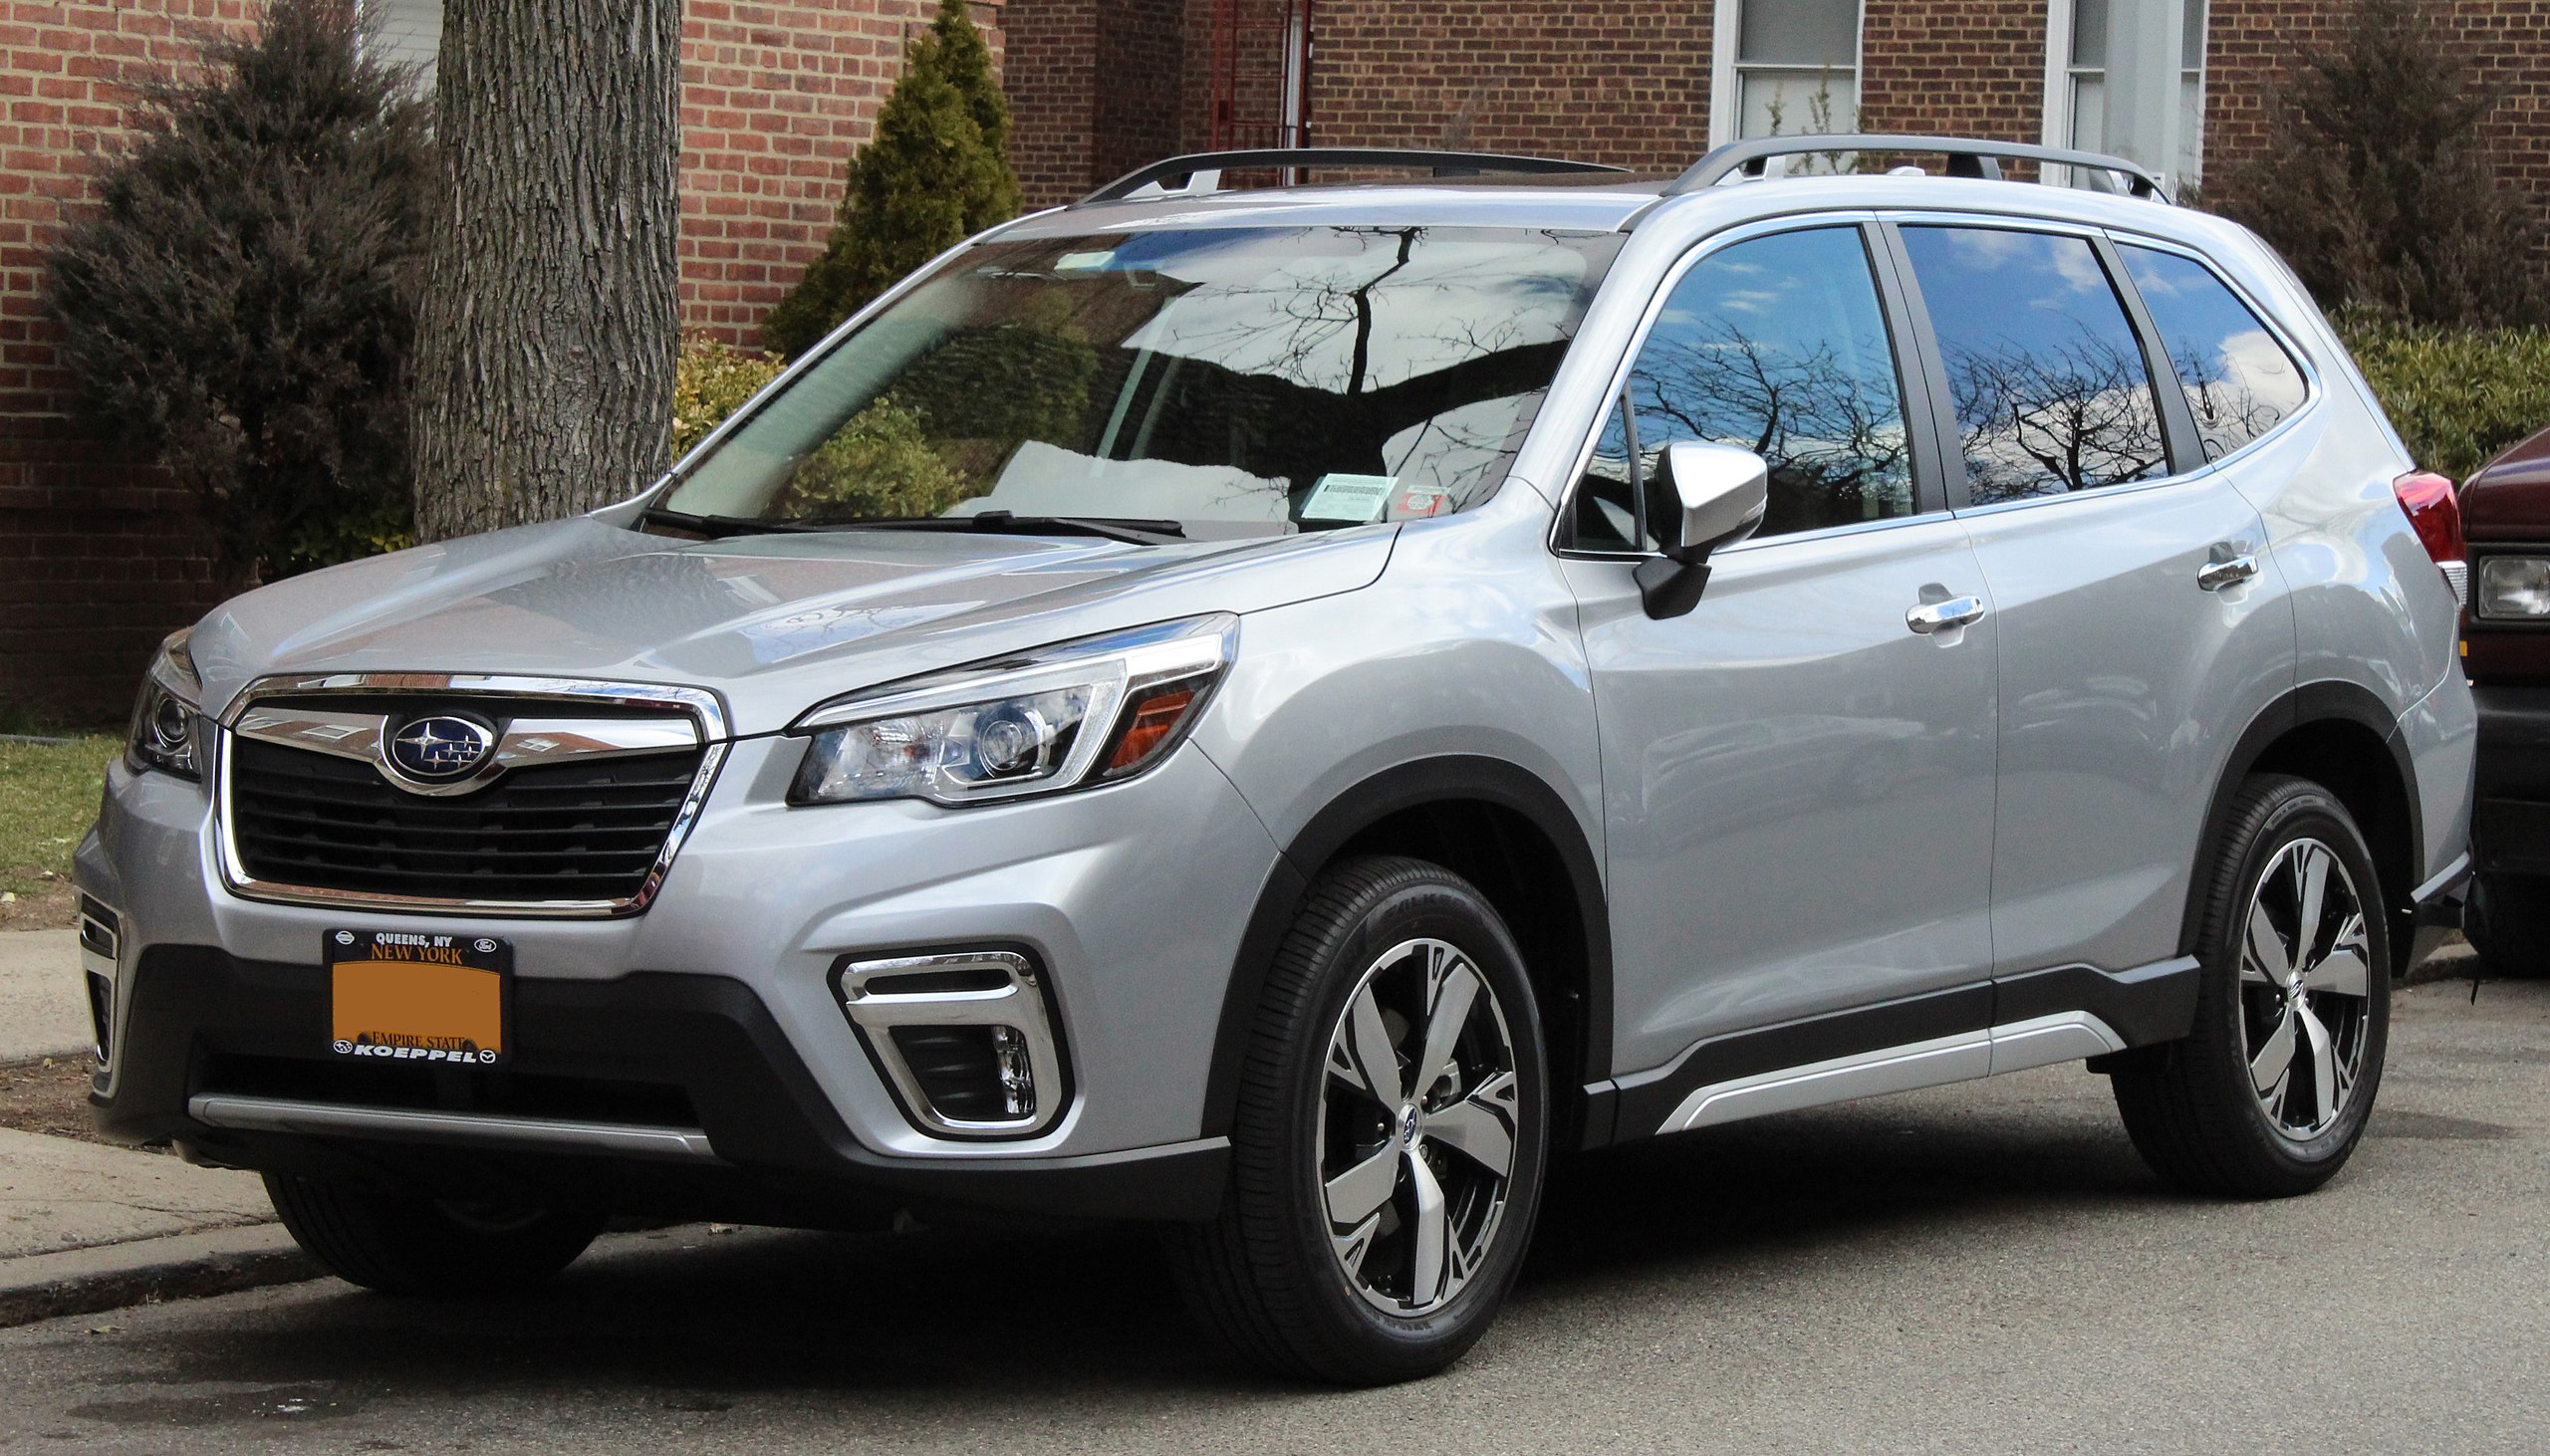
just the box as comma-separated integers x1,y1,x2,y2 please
187,1092,720,1163
1660,1010,2128,1134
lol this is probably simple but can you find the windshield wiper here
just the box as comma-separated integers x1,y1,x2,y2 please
851,511,1187,546
646,506,1186,546
641,507,832,539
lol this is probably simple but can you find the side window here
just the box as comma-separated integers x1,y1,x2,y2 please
1900,226,2168,504
1624,227,1916,540
2118,244,2309,461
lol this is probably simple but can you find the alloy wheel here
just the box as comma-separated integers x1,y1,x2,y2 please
1317,937,1521,1317
2237,838,2375,1141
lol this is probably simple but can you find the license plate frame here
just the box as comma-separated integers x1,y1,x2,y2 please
326,929,511,1068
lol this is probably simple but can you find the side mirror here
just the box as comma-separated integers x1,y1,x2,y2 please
1634,441,1769,618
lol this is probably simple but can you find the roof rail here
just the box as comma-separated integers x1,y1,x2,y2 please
1080,148,1632,205
1664,133,2170,202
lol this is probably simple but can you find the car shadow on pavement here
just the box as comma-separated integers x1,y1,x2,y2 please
59,1076,2192,1420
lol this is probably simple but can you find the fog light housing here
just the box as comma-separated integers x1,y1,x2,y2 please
77,894,120,1068
836,951,1066,1138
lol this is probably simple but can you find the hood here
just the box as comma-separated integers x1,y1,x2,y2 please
187,518,1396,735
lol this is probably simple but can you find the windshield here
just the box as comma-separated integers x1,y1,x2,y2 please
659,225,1623,536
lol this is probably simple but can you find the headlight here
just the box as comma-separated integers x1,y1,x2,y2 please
127,628,204,780
2476,556,2550,619
789,613,1238,807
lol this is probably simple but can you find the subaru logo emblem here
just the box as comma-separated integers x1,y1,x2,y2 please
386,715,495,783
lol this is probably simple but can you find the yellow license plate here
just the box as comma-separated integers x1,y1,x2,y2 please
327,929,509,1067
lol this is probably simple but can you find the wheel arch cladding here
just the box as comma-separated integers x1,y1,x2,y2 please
2183,681,2421,976
1203,756,1611,1146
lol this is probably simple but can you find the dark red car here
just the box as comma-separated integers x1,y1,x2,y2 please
2457,427,2550,972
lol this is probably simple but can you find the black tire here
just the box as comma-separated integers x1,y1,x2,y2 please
264,1172,607,1296
2111,774,2391,1198
2464,870,2550,978
1166,855,1550,1385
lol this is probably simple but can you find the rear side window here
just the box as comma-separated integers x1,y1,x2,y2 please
2118,244,2309,461
1619,226,1915,541
1901,226,2168,504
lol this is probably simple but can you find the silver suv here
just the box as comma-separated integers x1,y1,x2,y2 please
82,136,2475,1384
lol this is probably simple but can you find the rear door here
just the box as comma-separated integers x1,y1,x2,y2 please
1559,219,2001,1080
1892,219,2297,978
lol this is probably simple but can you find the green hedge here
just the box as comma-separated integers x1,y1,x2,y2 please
2339,318,2550,482
671,338,787,457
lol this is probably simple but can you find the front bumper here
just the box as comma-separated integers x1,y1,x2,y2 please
78,731,1281,1224
99,944,1226,1223
2472,682,2550,877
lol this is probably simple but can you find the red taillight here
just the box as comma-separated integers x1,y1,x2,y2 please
2394,470,2464,568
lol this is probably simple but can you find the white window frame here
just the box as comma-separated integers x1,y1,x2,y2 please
1710,0,1868,148
2041,0,2208,185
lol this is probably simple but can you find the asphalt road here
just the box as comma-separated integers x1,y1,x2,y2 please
3,977,2544,1454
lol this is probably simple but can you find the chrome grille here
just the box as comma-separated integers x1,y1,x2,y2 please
215,675,728,915
229,739,704,903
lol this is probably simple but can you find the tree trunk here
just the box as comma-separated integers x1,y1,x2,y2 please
410,0,681,541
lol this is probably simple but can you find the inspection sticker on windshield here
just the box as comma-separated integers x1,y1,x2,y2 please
1302,474,1397,523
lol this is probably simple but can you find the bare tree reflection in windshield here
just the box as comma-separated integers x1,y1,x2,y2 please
660,226,1624,534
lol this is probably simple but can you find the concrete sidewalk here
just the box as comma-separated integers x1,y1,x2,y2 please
0,1129,270,1262
0,927,305,1325
0,929,87,1063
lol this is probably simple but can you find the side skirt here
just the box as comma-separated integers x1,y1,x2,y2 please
1586,955,2200,1147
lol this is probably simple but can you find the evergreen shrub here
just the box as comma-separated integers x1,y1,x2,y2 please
2339,317,2550,481
2205,0,2544,328
762,0,1021,359
44,0,432,581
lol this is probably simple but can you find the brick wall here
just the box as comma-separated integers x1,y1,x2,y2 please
0,2,248,725
1006,0,1181,208
1288,1,1712,171
679,0,1006,347
2204,0,2550,210
1093,0,1184,189
1857,0,2046,146
1004,0,1097,207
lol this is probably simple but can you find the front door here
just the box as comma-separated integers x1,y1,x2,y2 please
1560,222,2001,1081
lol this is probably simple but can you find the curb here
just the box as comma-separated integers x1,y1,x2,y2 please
0,1224,318,1330
2406,945,2482,987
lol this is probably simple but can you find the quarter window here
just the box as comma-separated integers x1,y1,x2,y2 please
1570,395,1647,552
1900,226,2168,504
1582,226,1914,546
2118,245,2307,461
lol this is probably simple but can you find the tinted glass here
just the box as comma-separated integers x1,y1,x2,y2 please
1739,0,1859,65
1901,226,2168,504
664,226,1621,534
1570,395,1646,551
1623,227,1914,541
2120,244,2307,461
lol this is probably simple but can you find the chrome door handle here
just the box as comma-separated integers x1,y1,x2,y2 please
1906,596,1986,634
2197,555,2261,592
